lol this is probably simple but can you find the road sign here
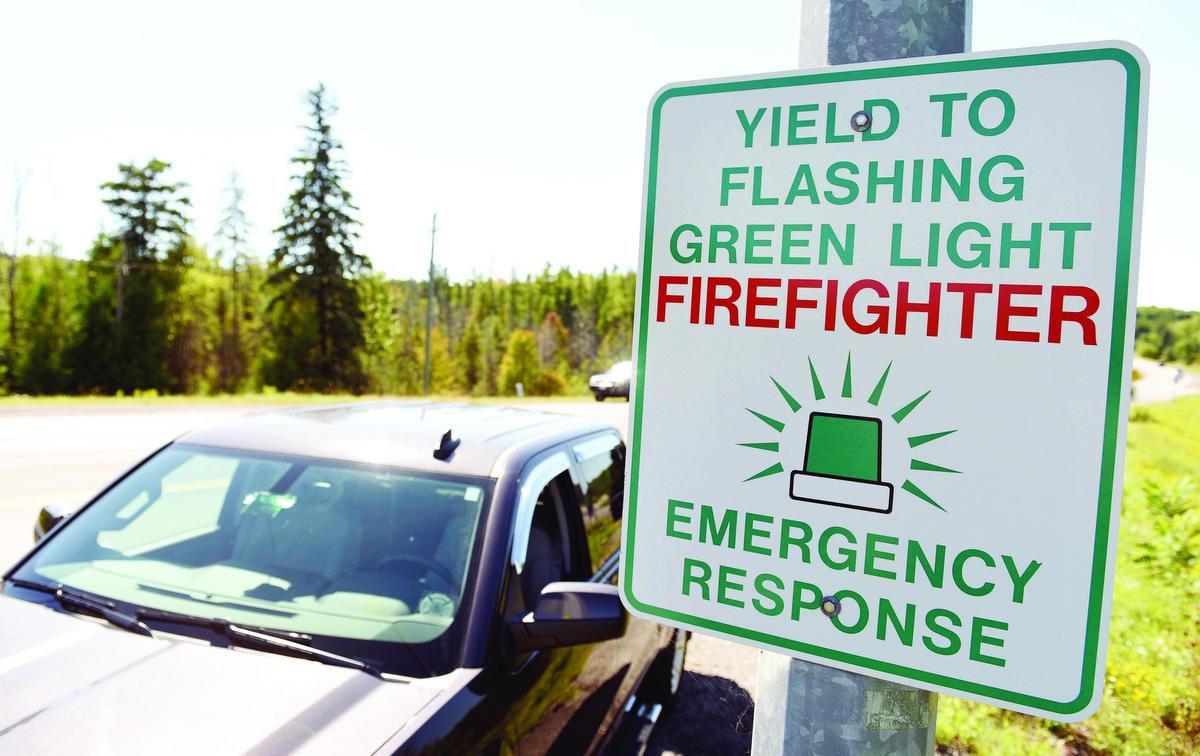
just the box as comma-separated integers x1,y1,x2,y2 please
621,42,1147,721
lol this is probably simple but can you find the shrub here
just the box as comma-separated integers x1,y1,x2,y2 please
497,330,540,395
530,371,566,396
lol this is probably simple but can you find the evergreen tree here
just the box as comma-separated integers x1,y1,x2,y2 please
424,325,457,393
216,172,252,391
457,319,483,393
164,242,222,393
497,329,540,395
480,316,506,395
101,159,190,329
3,174,27,393
15,246,82,394
359,273,403,393
268,84,369,392
70,160,190,392
536,311,570,371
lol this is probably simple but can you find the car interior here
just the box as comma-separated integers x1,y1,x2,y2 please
36,449,488,642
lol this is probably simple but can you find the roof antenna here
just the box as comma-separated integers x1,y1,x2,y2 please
433,429,461,461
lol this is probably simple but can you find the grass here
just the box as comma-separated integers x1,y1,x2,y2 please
938,396,1200,754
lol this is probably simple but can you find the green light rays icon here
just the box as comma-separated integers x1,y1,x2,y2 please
739,354,959,512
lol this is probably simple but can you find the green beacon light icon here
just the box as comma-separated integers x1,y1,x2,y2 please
790,412,894,514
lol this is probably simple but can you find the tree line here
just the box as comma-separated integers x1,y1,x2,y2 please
1136,307,1200,365
0,85,635,397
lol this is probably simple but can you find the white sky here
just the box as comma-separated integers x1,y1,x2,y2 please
1,0,1196,308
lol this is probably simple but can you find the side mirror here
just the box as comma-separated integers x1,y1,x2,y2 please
509,582,628,652
34,502,73,543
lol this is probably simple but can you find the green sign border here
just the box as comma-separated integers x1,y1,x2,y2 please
624,45,1143,718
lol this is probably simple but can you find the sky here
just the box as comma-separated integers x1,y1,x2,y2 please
1,0,1196,308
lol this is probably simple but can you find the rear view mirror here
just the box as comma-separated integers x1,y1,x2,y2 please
509,582,628,652
34,502,74,543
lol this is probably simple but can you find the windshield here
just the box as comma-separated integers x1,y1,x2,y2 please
10,443,491,677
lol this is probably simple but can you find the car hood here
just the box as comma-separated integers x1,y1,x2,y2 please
0,594,477,754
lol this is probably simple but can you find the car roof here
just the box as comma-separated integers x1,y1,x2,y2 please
176,402,615,477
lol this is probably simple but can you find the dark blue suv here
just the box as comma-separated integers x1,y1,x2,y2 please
1,403,686,754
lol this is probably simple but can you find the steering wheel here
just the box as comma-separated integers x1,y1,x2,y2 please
373,554,457,587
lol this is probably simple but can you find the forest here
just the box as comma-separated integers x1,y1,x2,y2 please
0,86,636,399
1135,306,1200,365
0,249,636,398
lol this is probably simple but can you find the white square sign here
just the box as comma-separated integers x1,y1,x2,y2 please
621,43,1147,721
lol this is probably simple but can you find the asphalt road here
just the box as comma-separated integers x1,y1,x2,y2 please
1132,357,1200,405
0,404,273,571
0,399,757,755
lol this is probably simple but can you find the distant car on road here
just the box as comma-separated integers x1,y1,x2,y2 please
1,403,686,754
589,360,634,402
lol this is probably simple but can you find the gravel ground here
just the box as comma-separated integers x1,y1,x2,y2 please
646,634,759,756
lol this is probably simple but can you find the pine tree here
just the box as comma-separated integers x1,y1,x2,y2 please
71,160,190,392
216,171,252,391
458,319,483,393
3,173,27,394
536,311,570,371
269,84,369,392
17,246,77,393
497,329,540,395
101,159,190,330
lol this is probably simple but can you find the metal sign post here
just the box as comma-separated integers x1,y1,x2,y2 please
756,3,968,752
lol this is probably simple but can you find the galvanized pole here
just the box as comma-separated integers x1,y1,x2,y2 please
751,2,971,754
423,212,437,396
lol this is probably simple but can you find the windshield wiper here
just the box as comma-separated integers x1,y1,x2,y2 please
135,607,382,677
7,577,154,637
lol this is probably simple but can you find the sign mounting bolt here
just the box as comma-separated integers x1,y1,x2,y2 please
820,595,842,618
850,110,872,132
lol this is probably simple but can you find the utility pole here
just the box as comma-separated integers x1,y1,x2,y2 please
423,212,437,395
750,3,971,754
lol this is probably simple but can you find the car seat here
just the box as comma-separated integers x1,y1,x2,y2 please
520,521,564,606
432,507,476,590
232,482,362,583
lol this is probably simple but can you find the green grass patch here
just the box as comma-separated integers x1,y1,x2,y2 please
938,396,1200,754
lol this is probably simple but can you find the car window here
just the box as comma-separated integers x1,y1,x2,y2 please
520,473,572,607
509,450,574,576
99,453,242,555
572,433,625,573
15,444,491,677
506,447,595,619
